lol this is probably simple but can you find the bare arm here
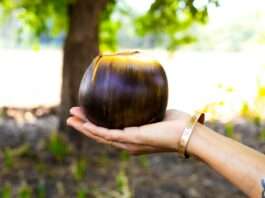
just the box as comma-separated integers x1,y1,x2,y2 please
189,124,265,198
67,107,265,198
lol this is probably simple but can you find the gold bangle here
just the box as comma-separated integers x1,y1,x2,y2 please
178,112,205,158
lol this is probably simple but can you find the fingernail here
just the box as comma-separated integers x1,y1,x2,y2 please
66,118,72,125
69,107,74,114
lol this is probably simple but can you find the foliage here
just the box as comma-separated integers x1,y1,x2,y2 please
116,169,131,198
138,156,149,169
0,183,12,198
119,150,130,162
71,158,87,181
2,148,13,169
134,0,218,50
224,122,234,138
260,129,265,142
46,131,70,161
96,153,111,167
0,128,263,197
254,82,265,119
18,182,32,198
76,186,89,198
240,80,265,123
36,181,46,198
240,102,253,119
35,161,48,175
0,0,217,50
99,0,120,52
0,0,69,43
2,144,30,169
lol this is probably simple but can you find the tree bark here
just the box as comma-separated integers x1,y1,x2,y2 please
60,0,108,139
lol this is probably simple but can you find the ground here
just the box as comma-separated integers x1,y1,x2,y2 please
0,110,264,197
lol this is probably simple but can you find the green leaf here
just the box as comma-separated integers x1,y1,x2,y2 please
18,182,32,198
0,0,217,49
99,0,120,52
225,122,234,138
0,183,12,198
76,186,89,198
134,0,217,49
46,132,70,161
71,158,87,181
0,0,69,44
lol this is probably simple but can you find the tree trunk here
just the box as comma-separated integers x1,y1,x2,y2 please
60,0,108,140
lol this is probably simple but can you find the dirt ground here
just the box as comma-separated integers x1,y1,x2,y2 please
0,114,264,197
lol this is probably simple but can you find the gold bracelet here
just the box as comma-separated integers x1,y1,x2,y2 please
178,112,205,158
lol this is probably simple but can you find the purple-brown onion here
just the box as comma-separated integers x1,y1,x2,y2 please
79,51,168,129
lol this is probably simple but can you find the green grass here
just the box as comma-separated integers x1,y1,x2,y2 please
18,182,32,198
3,144,30,169
259,128,265,141
0,183,12,198
0,131,135,197
224,122,234,138
76,186,89,198
36,181,46,198
3,148,14,169
71,158,87,181
35,161,48,175
253,116,261,127
116,169,131,198
47,131,70,161
138,156,149,169
119,151,130,162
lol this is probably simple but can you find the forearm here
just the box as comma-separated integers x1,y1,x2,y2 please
187,123,265,197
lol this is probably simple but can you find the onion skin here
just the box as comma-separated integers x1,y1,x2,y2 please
79,51,168,129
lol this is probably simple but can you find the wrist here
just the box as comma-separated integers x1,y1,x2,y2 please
178,113,205,158
173,116,192,152
186,123,208,160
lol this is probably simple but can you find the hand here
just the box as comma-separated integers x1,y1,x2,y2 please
67,107,191,155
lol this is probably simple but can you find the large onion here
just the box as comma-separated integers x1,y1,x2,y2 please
79,51,168,129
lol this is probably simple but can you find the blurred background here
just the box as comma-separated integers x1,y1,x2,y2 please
0,0,264,197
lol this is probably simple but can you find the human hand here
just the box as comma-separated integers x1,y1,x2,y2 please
67,107,191,155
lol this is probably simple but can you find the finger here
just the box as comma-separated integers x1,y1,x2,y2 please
67,116,173,154
67,116,110,144
82,121,171,150
82,121,119,140
82,112,184,150
83,119,178,149
125,144,165,155
67,117,152,151
99,120,178,151
69,107,87,121
68,116,162,148
67,118,159,152
83,121,143,144
118,143,176,155
111,142,168,155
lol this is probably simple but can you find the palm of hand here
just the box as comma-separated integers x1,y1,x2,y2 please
67,107,190,155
